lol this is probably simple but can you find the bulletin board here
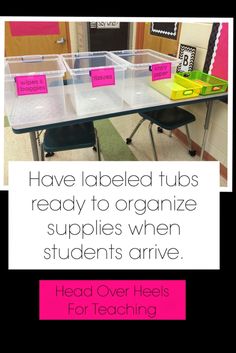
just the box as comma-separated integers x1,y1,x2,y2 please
10,22,60,36
150,22,179,40
203,23,228,81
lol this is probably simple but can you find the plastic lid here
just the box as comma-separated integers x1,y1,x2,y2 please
5,54,66,79
62,51,126,74
112,49,181,67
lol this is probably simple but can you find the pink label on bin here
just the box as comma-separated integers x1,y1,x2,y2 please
39,280,186,320
15,74,48,96
90,68,115,88
152,62,172,81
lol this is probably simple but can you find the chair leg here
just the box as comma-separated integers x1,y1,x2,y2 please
148,122,158,161
36,131,42,160
45,152,55,157
185,125,196,157
126,118,145,144
94,128,101,161
40,143,45,161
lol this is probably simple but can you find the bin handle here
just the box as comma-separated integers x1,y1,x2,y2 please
183,89,193,96
21,56,44,63
212,85,222,92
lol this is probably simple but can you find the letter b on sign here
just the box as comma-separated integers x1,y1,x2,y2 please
183,54,189,67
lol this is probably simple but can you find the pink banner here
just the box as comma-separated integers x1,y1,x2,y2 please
40,280,186,320
211,23,228,80
152,62,172,81
15,75,48,96
91,68,115,88
10,22,60,36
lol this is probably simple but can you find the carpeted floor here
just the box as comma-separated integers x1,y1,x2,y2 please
94,119,137,161
4,116,9,128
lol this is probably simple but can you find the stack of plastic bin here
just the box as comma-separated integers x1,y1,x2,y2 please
4,55,66,129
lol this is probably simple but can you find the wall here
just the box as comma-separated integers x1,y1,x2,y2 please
69,22,135,52
177,23,228,168
68,22,79,52
68,22,89,52
130,22,136,49
142,22,180,56
76,22,89,52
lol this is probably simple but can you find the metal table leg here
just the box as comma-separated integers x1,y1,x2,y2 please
29,131,40,161
148,122,158,161
200,100,213,160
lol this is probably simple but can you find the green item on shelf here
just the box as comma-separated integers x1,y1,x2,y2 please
150,74,202,100
177,70,228,95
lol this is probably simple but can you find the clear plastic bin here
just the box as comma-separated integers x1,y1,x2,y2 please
62,51,126,116
5,55,66,129
110,49,181,107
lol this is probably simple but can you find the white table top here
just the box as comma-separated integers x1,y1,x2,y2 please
11,85,227,132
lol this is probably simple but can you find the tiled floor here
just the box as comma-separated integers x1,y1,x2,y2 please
111,114,201,162
4,113,227,187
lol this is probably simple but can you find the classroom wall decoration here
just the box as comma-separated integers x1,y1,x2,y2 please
9,22,60,36
176,44,196,72
150,22,179,40
203,23,228,81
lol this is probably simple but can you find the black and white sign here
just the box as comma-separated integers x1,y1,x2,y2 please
177,44,196,72
150,22,179,39
90,22,120,29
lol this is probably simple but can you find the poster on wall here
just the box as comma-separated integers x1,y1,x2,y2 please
176,44,196,72
150,22,179,39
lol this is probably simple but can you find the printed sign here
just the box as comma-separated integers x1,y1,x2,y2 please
40,280,186,320
90,68,115,88
97,22,120,29
151,63,172,81
15,75,48,96
177,44,196,72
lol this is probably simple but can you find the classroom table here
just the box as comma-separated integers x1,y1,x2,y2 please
12,85,228,162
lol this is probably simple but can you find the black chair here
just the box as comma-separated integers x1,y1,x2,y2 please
39,77,101,161
40,122,101,161
126,107,196,160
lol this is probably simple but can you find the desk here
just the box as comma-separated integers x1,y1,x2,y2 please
12,85,227,161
